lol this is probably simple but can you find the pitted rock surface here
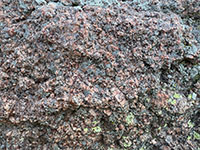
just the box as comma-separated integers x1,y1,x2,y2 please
0,0,199,149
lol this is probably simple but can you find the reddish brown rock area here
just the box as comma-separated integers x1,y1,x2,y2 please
0,0,199,149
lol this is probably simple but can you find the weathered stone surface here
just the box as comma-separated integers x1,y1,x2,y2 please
0,0,199,149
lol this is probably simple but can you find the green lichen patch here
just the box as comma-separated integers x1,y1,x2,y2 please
146,98,150,102
122,136,132,148
168,98,176,105
173,93,181,99
188,93,197,100
188,120,194,128
92,121,98,125
193,131,200,140
84,128,88,133
126,113,134,125
187,136,192,140
139,147,146,150
92,126,102,133
188,94,193,100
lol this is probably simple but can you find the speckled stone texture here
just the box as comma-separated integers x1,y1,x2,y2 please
0,0,199,149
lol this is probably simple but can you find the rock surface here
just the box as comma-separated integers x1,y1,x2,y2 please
0,0,199,149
